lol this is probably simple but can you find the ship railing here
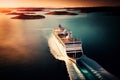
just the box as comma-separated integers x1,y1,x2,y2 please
66,51,83,53
53,31,66,47
66,47,82,51
66,50,82,52
65,41,82,45
65,44,82,47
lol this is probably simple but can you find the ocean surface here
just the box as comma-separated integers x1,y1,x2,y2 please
0,11,120,80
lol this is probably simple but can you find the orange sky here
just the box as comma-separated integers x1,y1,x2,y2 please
0,0,120,8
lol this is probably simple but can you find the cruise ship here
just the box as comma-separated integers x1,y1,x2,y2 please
52,25,83,61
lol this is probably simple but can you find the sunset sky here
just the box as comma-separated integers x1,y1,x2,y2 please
0,0,120,8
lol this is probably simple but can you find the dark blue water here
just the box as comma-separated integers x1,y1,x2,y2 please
0,12,120,80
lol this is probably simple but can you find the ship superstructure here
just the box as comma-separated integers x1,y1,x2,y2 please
53,25,83,60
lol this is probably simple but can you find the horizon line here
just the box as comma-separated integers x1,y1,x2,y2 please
0,5,120,8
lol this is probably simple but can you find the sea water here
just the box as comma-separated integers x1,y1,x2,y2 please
0,12,120,80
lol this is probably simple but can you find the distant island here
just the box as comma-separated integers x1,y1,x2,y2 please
6,12,35,15
0,7,120,16
65,7,120,13
17,8,43,11
11,14,45,19
46,11,78,15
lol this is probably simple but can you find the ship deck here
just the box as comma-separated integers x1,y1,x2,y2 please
61,38,80,43
54,30,80,43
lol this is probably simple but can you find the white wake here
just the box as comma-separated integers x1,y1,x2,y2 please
48,35,119,80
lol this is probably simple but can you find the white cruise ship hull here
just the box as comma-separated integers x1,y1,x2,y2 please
52,33,68,58
49,25,83,62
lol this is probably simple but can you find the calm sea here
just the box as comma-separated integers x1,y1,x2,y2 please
0,12,120,80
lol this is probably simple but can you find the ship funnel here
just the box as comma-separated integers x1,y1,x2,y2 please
59,24,62,28
58,24,64,31
66,31,72,39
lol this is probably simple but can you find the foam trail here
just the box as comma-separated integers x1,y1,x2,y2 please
65,60,85,80
79,55,119,80
48,35,119,80
48,35,86,80
48,35,66,61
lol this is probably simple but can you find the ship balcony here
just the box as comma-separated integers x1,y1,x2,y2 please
65,44,82,48
66,50,83,53
67,51,83,58
66,47,82,51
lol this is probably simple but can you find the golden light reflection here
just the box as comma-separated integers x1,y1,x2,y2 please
0,14,32,63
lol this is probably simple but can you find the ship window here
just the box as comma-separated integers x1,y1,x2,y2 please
65,42,81,45
67,52,82,58
67,53,75,58
66,50,82,52
58,34,67,38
